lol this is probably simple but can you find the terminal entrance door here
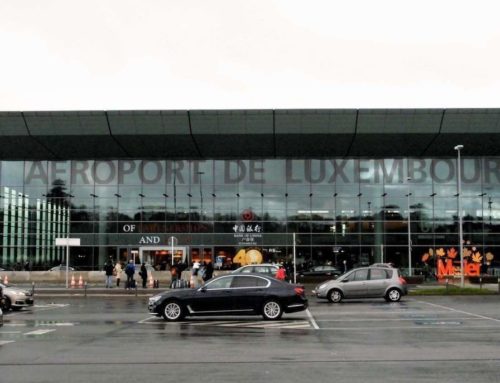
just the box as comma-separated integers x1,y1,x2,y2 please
139,246,187,270
117,247,139,265
190,247,213,264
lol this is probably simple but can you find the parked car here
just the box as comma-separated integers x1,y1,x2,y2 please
48,265,76,271
312,266,408,303
297,265,343,283
0,283,34,311
370,263,396,268
0,307,3,327
149,273,308,321
231,263,279,277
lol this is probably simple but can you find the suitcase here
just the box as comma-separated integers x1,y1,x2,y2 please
172,279,188,289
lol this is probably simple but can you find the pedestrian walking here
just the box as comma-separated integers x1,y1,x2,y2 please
104,260,114,288
170,263,179,288
124,260,136,289
114,261,123,287
203,261,214,283
190,261,200,288
140,263,148,288
275,264,286,281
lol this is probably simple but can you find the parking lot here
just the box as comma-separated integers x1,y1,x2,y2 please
1,293,500,382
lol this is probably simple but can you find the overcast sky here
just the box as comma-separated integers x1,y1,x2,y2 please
1,0,499,111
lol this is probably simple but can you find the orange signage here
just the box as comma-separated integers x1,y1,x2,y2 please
436,258,480,278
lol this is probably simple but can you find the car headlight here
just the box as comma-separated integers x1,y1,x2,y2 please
149,295,162,304
318,283,329,290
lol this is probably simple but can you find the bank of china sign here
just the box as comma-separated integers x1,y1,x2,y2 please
232,224,262,246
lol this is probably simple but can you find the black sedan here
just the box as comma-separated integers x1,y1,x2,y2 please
148,273,308,321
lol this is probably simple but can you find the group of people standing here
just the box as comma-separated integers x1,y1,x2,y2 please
103,259,149,289
103,258,216,289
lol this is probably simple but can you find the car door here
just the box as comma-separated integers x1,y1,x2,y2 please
365,268,391,297
341,269,369,298
188,276,234,313
230,275,270,312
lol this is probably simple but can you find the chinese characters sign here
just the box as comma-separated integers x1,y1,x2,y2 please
232,224,263,245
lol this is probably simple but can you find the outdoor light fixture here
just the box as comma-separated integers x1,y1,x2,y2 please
454,144,465,288
406,177,412,276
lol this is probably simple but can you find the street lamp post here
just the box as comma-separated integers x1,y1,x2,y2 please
454,144,465,288
406,177,412,276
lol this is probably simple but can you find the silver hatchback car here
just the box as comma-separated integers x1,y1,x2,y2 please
312,266,408,303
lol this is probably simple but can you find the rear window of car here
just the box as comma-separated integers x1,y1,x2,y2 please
370,269,390,280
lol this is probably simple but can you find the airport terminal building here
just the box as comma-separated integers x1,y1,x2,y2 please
1,109,500,275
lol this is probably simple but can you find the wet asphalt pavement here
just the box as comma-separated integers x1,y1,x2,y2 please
1,292,500,383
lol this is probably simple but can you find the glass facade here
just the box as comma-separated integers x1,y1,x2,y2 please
1,158,499,273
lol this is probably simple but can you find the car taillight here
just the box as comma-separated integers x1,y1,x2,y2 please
294,287,305,296
399,277,407,285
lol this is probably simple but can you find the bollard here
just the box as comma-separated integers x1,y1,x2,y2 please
498,277,500,294
84,282,88,298
31,281,35,296
445,278,449,292
480,277,483,290
135,284,138,297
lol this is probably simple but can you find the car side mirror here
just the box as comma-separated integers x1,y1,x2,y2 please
340,279,348,283
200,286,207,292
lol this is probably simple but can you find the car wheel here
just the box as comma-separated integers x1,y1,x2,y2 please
327,289,343,303
3,297,11,311
385,288,401,302
162,301,185,321
262,299,283,320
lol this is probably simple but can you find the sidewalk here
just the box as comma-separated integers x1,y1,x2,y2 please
18,283,164,297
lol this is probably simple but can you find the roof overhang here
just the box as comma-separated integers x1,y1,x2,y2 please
0,108,498,160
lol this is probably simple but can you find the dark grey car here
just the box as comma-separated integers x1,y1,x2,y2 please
312,266,408,303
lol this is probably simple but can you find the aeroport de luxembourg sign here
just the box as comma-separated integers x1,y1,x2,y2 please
23,158,500,186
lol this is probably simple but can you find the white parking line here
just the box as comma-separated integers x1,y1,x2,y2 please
414,300,500,323
0,340,15,346
3,323,27,327
306,309,320,329
24,329,56,335
315,317,486,322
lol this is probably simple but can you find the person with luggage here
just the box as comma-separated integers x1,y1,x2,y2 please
104,260,114,288
140,263,148,288
114,261,123,287
124,260,136,290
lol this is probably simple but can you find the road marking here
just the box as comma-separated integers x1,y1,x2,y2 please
138,316,312,329
306,309,319,329
3,323,27,327
415,321,462,326
414,300,500,323
33,303,69,309
138,316,159,324
316,317,484,322
315,325,500,330
0,331,22,334
24,329,56,335
0,340,15,346
38,322,75,326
